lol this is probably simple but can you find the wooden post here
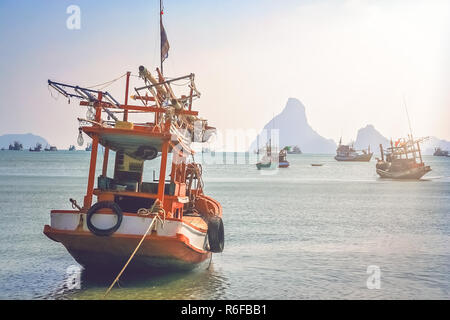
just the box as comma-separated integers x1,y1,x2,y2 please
102,147,109,176
417,142,423,164
123,71,131,122
157,140,170,202
83,92,102,209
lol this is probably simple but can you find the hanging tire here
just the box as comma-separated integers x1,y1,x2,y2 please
86,201,123,237
207,216,224,253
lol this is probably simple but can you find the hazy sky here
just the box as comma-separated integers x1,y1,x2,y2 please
0,0,449,148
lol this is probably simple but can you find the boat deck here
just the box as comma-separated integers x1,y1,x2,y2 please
183,215,208,232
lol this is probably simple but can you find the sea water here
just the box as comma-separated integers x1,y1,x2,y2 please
0,150,448,299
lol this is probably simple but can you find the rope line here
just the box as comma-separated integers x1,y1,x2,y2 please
86,73,127,89
104,200,165,298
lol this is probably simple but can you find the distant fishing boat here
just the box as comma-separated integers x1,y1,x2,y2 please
433,147,448,157
376,136,431,179
311,163,323,167
8,141,23,151
69,145,76,151
256,139,275,169
256,143,289,169
334,138,372,162
29,143,42,152
278,148,289,168
44,145,57,151
85,143,92,151
44,2,223,276
286,145,302,154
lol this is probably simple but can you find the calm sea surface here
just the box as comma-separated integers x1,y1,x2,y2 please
0,150,449,299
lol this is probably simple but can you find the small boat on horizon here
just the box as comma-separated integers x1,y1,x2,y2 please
85,143,92,151
44,145,57,151
9,141,23,151
29,143,42,152
69,145,76,151
286,145,302,154
433,147,449,157
256,139,289,169
334,138,372,162
278,148,290,168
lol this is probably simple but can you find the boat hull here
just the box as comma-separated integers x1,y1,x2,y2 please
376,166,431,179
278,161,289,168
44,226,209,271
256,162,272,169
43,211,210,271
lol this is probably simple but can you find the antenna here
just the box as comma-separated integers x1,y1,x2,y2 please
403,95,413,140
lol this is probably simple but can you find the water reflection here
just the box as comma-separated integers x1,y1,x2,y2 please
47,262,229,300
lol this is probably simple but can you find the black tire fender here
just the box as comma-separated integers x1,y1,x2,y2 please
86,201,123,237
207,216,224,253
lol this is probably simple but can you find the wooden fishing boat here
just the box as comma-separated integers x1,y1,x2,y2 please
278,148,289,168
433,147,449,157
44,145,57,151
29,143,42,152
376,136,431,179
256,139,279,169
335,138,372,162
44,4,223,272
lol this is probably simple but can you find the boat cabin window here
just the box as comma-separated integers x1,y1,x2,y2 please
97,149,175,213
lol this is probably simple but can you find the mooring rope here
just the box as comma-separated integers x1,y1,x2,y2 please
104,201,165,298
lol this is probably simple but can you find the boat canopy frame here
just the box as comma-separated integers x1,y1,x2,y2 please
48,67,210,213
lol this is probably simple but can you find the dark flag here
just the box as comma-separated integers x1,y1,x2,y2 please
160,21,170,63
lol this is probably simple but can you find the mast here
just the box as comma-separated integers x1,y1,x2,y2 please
403,95,413,141
403,96,418,161
160,0,163,75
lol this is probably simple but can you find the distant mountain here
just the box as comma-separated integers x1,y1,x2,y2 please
250,98,336,154
354,125,390,154
0,133,49,149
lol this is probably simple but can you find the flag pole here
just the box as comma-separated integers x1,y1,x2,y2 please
160,0,163,75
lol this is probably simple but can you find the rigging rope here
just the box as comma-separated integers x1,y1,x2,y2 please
86,73,127,89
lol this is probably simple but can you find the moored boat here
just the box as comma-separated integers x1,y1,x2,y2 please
433,147,449,157
335,138,372,162
286,145,302,154
376,136,431,179
44,4,224,273
256,139,277,169
278,148,289,168
9,141,23,151
29,143,42,152
44,145,57,151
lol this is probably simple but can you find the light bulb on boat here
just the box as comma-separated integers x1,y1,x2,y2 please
77,129,84,146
